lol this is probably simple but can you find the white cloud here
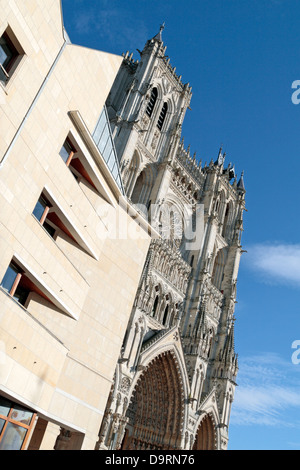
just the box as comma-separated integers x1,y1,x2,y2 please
246,243,300,287
231,352,300,427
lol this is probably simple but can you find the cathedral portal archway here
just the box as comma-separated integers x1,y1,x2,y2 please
192,414,217,450
121,351,185,450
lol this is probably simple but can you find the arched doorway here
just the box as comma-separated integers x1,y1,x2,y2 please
121,352,184,450
192,414,217,450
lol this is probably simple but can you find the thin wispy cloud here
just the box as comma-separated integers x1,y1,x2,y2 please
245,243,300,288
68,2,149,52
231,352,300,427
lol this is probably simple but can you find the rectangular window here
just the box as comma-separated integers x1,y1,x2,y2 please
0,397,36,450
59,135,98,190
0,255,78,319
32,187,99,260
32,195,49,223
0,262,20,293
59,138,76,166
0,261,30,306
0,28,23,85
32,194,57,238
0,34,17,71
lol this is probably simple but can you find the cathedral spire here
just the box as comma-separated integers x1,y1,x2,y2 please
152,22,165,42
215,146,225,167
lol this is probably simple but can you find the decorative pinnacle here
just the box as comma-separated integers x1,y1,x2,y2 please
153,22,166,42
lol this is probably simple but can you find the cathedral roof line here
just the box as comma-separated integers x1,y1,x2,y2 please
177,139,246,193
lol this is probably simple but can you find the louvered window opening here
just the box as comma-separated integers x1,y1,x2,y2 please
157,102,168,131
146,87,158,117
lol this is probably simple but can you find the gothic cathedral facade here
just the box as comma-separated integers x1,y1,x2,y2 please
97,27,246,451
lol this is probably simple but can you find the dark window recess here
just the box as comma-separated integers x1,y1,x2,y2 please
0,31,19,84
0,262,29,307
146,87,158,118
43,221,56,238
32,194,56,237
0,260,54,308
32,192,77,244
32,194,49,222
59,138,76,166
1,262,20,294
162,304,169,325
157,102,168,131
59,136,98,191
13,284,30,306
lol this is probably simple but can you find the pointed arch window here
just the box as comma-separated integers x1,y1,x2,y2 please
146,87,158,118
222,201,233,239
151,295,159,317
157,102,168,131
212,249,226,291
162,304,169,325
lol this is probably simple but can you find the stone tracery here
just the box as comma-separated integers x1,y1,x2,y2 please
122,351,185,450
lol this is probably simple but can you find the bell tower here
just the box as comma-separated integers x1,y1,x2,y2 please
180,153,246,448
106,24,192,210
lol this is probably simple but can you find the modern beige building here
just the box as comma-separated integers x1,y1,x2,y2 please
0,0,153,450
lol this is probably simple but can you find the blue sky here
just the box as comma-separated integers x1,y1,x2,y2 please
61,0,300,450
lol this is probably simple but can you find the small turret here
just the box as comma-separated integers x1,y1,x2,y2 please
237,171,246,193
220,319,238,381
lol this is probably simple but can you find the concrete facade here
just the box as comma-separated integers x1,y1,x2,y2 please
0,0,152,450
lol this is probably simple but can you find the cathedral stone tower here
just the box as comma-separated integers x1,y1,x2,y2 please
97,26,246,451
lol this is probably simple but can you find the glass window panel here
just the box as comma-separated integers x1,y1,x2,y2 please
0,422,27,450
0,418,5,435
0,46,8,68
11,405,33,426
0,37,13,70
103,140,113,163
111,164,119,180
93,106,124,193
0,398,12,417
104,148,113,168
32,197,47,221
1,264,19,293
59,140,73,163
93,111,106,146
97,124,110,154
